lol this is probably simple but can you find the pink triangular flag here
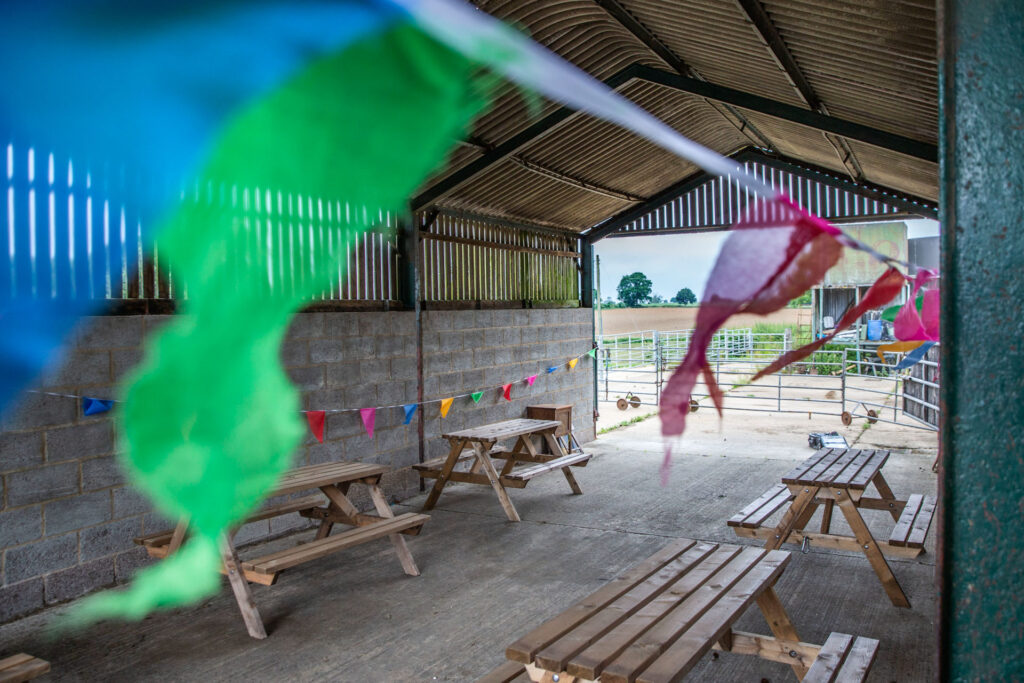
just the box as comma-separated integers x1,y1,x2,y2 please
502,383,512,401
526,375,537,386
360,407,376,439
306,411,326,444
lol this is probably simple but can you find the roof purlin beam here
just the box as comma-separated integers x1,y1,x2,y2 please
733,0,865,182
410,67,638,212
635,66,938,162
593,0,775,150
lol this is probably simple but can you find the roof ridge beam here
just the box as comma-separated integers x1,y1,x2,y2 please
733,0,866,182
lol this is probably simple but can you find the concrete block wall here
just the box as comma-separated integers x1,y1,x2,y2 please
0,307,595,623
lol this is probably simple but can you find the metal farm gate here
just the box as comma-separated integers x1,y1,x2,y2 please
597,330,939,431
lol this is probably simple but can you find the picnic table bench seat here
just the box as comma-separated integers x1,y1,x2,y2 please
482,539,880,682
0,654,49,683
888,494,936,548
802,633,880,683
132,460,428,638
502,452,592,482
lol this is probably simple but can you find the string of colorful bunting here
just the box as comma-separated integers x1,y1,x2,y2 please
25,347,601,442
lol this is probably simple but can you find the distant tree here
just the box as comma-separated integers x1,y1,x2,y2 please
788,291,812,308
617,272,653,308
672,287,697,305
650,293,665,304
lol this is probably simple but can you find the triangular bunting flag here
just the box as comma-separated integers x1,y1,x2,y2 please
440,397,454,418
502,383,512,401
568,358,579,369
546,366,558,373
470,391,483,404
526,375,537,386
82,397,114,416
360,407,376,439
403,404,418,425
587,348,597,358
305,410,326,443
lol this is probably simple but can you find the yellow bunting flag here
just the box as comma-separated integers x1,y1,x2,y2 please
876,340,925,362
440,397,454,418
568,358,579,370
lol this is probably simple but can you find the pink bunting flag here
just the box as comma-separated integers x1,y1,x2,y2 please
526,375,537,386
502,383,512,401
306,411,326,444
894,270,939,341
360,407,376,440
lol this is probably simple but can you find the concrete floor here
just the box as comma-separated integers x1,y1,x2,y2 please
0,409,938,682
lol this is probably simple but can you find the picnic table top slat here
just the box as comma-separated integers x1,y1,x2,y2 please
274,462,387,495
782,448,890,490
442,418,562,442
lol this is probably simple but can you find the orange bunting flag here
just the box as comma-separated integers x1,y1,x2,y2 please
440,397,454,418
568,358,579,370
502,383,513,401
306,411,326,444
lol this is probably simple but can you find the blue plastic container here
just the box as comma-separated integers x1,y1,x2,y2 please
866,319,883,341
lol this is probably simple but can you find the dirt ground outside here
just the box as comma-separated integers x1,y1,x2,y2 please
597,306,805,336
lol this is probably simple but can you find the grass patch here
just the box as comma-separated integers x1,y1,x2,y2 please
598,411,658,434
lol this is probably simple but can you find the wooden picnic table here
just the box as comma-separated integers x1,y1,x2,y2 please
415,418,592,522
135,461,429,638
480,539,879,683
728,448,936,608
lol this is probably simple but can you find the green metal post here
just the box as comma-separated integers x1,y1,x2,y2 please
939,0,1024,679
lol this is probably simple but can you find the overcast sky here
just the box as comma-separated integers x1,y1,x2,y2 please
593,218,940,302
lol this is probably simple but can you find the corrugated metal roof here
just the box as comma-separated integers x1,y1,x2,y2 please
416,0,939,233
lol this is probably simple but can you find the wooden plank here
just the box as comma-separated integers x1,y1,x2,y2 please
442,419,562,441
471,441,522,522
246,494,324,523
220,536,267,639
755,587,809,679
476,660,529,683
816,448,864,485
243,513,429,575
604,549,788,683
820,499,834,534
412,451,475,471
0,654,50,683
299,507,426,535
780,449,832,484
743,487,795,529
415,469,530,488
730,526,925,559
835,491,910,608
869,471,903,521
797,449,851,485
905,495,937,548
598,548,773,683
727,484,789,527
764,486,818,551
711,632,820,670
536,543,720,673
422,438,468,510
275,462,387,495
505,453,592,481
368,484,421,577
506,540,698,664
848,451,890,489
823,449,872,488
888,493,923,546
835,636,880,682
565,545,735,680
802,632,854,683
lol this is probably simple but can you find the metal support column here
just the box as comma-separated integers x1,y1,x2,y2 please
939,0,1024,678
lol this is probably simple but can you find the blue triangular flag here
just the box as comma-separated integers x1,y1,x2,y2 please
403,403,418,425
895,342,935,371
546,366,558,373
83,397,114,416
